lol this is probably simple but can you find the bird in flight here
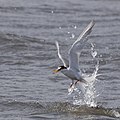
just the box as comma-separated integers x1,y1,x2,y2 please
53,21,95,89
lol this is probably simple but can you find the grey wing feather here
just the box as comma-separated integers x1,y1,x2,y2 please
69,20,95,71
71,20,95,50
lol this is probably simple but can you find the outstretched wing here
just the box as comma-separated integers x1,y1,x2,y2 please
55,41,68,67
69,20,95,71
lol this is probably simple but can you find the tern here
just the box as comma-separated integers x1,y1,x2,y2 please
53,21,95,88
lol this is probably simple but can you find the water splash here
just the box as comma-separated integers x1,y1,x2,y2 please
111,110,120,118
68,43,99,107
83,61,99,107
91,43,97,58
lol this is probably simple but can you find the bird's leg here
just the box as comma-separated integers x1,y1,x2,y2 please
75,80,80,85
70,80,79,88
68,80,80,94
70,80,74,88
68,80,75,94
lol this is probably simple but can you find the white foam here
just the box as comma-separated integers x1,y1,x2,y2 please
68,43,99,107
112,110,120,118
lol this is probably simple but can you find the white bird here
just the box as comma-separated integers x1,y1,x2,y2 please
53,21,95,88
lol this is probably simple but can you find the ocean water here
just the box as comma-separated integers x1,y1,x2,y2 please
0,0,120,119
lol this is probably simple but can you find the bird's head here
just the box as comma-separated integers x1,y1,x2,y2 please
53,66,67,73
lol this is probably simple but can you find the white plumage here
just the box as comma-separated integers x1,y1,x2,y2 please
54,21,95,88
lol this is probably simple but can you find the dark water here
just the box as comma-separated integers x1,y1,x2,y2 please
0,0,120,119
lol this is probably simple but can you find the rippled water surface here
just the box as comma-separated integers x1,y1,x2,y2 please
0,0,120,119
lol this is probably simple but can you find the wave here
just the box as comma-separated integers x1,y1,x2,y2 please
1,100,120,118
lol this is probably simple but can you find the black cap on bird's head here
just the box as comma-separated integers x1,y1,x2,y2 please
53,66,67,73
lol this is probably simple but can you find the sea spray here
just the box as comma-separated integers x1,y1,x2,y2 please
68,43,100,107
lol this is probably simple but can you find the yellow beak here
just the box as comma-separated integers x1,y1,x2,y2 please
53,69,60,73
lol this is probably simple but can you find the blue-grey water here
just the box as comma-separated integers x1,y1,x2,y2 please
0,0,120,119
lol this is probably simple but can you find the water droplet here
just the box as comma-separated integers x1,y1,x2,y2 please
91,43,97,58
74,25,77,29
100,54,102,57
51,11,54,13
71,34,75,38
91,51,97,58
59,27,61,29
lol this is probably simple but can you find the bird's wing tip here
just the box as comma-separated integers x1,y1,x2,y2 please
90,20,95,27
55,41,58,45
